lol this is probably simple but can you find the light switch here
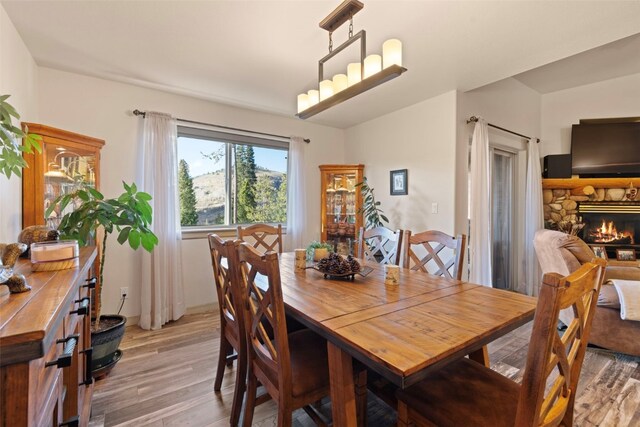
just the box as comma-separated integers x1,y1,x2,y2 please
431,202,438,214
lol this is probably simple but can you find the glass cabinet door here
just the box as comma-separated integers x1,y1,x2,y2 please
319,165,364,256
22,123,104,228
44,144,98,228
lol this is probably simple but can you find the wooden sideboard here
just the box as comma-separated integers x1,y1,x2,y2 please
0,247,97,427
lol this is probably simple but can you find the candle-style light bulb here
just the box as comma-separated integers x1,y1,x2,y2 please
333,74,348,93
308,89,320,106
319,80,334,101
383,39,402,68
364,54,382,78
297,93,309,113
347,63,362,86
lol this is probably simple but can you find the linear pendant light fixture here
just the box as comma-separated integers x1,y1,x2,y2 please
296,0,407,120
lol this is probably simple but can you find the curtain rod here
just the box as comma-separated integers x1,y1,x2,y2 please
132,109,310,143
467,116,539,143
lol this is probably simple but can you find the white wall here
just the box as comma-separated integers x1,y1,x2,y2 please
0,4,39,242
457,77,541,233
343,79,541,252
37,67,345,318
345,91,458,235
541,73,640,157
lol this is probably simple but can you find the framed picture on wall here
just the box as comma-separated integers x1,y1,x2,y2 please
616,248,636,261
591,245,607,260
390,169,408,196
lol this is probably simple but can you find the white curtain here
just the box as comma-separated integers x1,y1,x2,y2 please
521,138,543,296
469,118,493,286
138,112,186,330
286,136,306,251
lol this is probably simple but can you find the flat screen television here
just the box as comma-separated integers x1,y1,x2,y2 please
571,121,640,177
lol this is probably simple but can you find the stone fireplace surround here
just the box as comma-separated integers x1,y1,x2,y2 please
542,177,640,257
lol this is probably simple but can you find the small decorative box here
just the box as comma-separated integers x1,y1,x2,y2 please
30,240,80,271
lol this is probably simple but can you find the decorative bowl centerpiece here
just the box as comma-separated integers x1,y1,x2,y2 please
310,252,372,281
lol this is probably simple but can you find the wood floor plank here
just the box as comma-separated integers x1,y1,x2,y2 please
574,356,638,426
90,312,640,426
599,378,640,427
490,361,520,380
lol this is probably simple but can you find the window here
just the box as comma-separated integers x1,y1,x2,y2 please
177,126,288,228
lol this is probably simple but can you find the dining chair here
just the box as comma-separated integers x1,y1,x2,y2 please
237,223,283,254
396,258,607,427
207,234,247,426
356,226,403,265
234,243,367,427
402,230,466,280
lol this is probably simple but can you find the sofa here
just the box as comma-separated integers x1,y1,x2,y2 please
534,229,640,356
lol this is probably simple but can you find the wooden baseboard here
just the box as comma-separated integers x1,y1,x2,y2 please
186,303,217,315
124,304,217,330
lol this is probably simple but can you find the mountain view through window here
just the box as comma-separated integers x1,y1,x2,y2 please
177,133,288,227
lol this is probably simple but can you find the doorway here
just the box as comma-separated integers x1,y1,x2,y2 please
491,148,516,290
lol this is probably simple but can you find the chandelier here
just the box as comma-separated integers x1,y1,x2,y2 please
296,0,407,119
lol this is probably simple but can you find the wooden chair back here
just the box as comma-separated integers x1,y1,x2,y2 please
236,242,291,398
515,258,606,427
208,234,245,348
403,230,466,280
237,223,283,254
357,226,404,265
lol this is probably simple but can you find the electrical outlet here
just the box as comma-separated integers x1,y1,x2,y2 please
431,202,438,214
120,287,129,299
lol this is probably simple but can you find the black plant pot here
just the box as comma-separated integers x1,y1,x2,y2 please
91,314,126,379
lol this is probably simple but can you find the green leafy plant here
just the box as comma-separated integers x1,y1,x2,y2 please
0,94,42,178
306,241,334,262
46,181,158,322
356,177,388,229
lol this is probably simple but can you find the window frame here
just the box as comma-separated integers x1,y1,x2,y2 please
177,125,289,237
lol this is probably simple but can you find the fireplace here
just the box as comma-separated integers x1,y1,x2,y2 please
579,202,640,257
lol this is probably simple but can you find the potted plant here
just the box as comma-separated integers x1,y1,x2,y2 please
46,180,158,377
306,241,334,262
356,177,388,229
0,94,41,178
356,177,389,262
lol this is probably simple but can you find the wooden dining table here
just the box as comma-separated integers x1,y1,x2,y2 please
275,252,538,426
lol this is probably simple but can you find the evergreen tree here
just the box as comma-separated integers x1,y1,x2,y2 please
251,174,287,223
275,175,287,222
235,145,257,223
235,145,246,222
178,159,198,226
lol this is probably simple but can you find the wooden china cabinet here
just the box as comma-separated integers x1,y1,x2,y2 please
319,164,364,256
22,123,105,228
21,123,105,320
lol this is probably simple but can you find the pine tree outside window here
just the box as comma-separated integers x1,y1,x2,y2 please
176,126,288,228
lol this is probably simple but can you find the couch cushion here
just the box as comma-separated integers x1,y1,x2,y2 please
597,283,621,309
560,235,595,265
535,229,594,274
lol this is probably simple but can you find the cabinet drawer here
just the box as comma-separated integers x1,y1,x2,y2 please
35,368,62,427
33,321,78,420
31,322,64,421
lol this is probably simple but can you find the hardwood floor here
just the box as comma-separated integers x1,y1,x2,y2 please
90,312,640,426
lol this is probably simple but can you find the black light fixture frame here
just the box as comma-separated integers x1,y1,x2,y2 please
318,30,367,83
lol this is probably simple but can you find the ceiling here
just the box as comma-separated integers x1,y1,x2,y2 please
3,1,640,128
514,32,640,94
